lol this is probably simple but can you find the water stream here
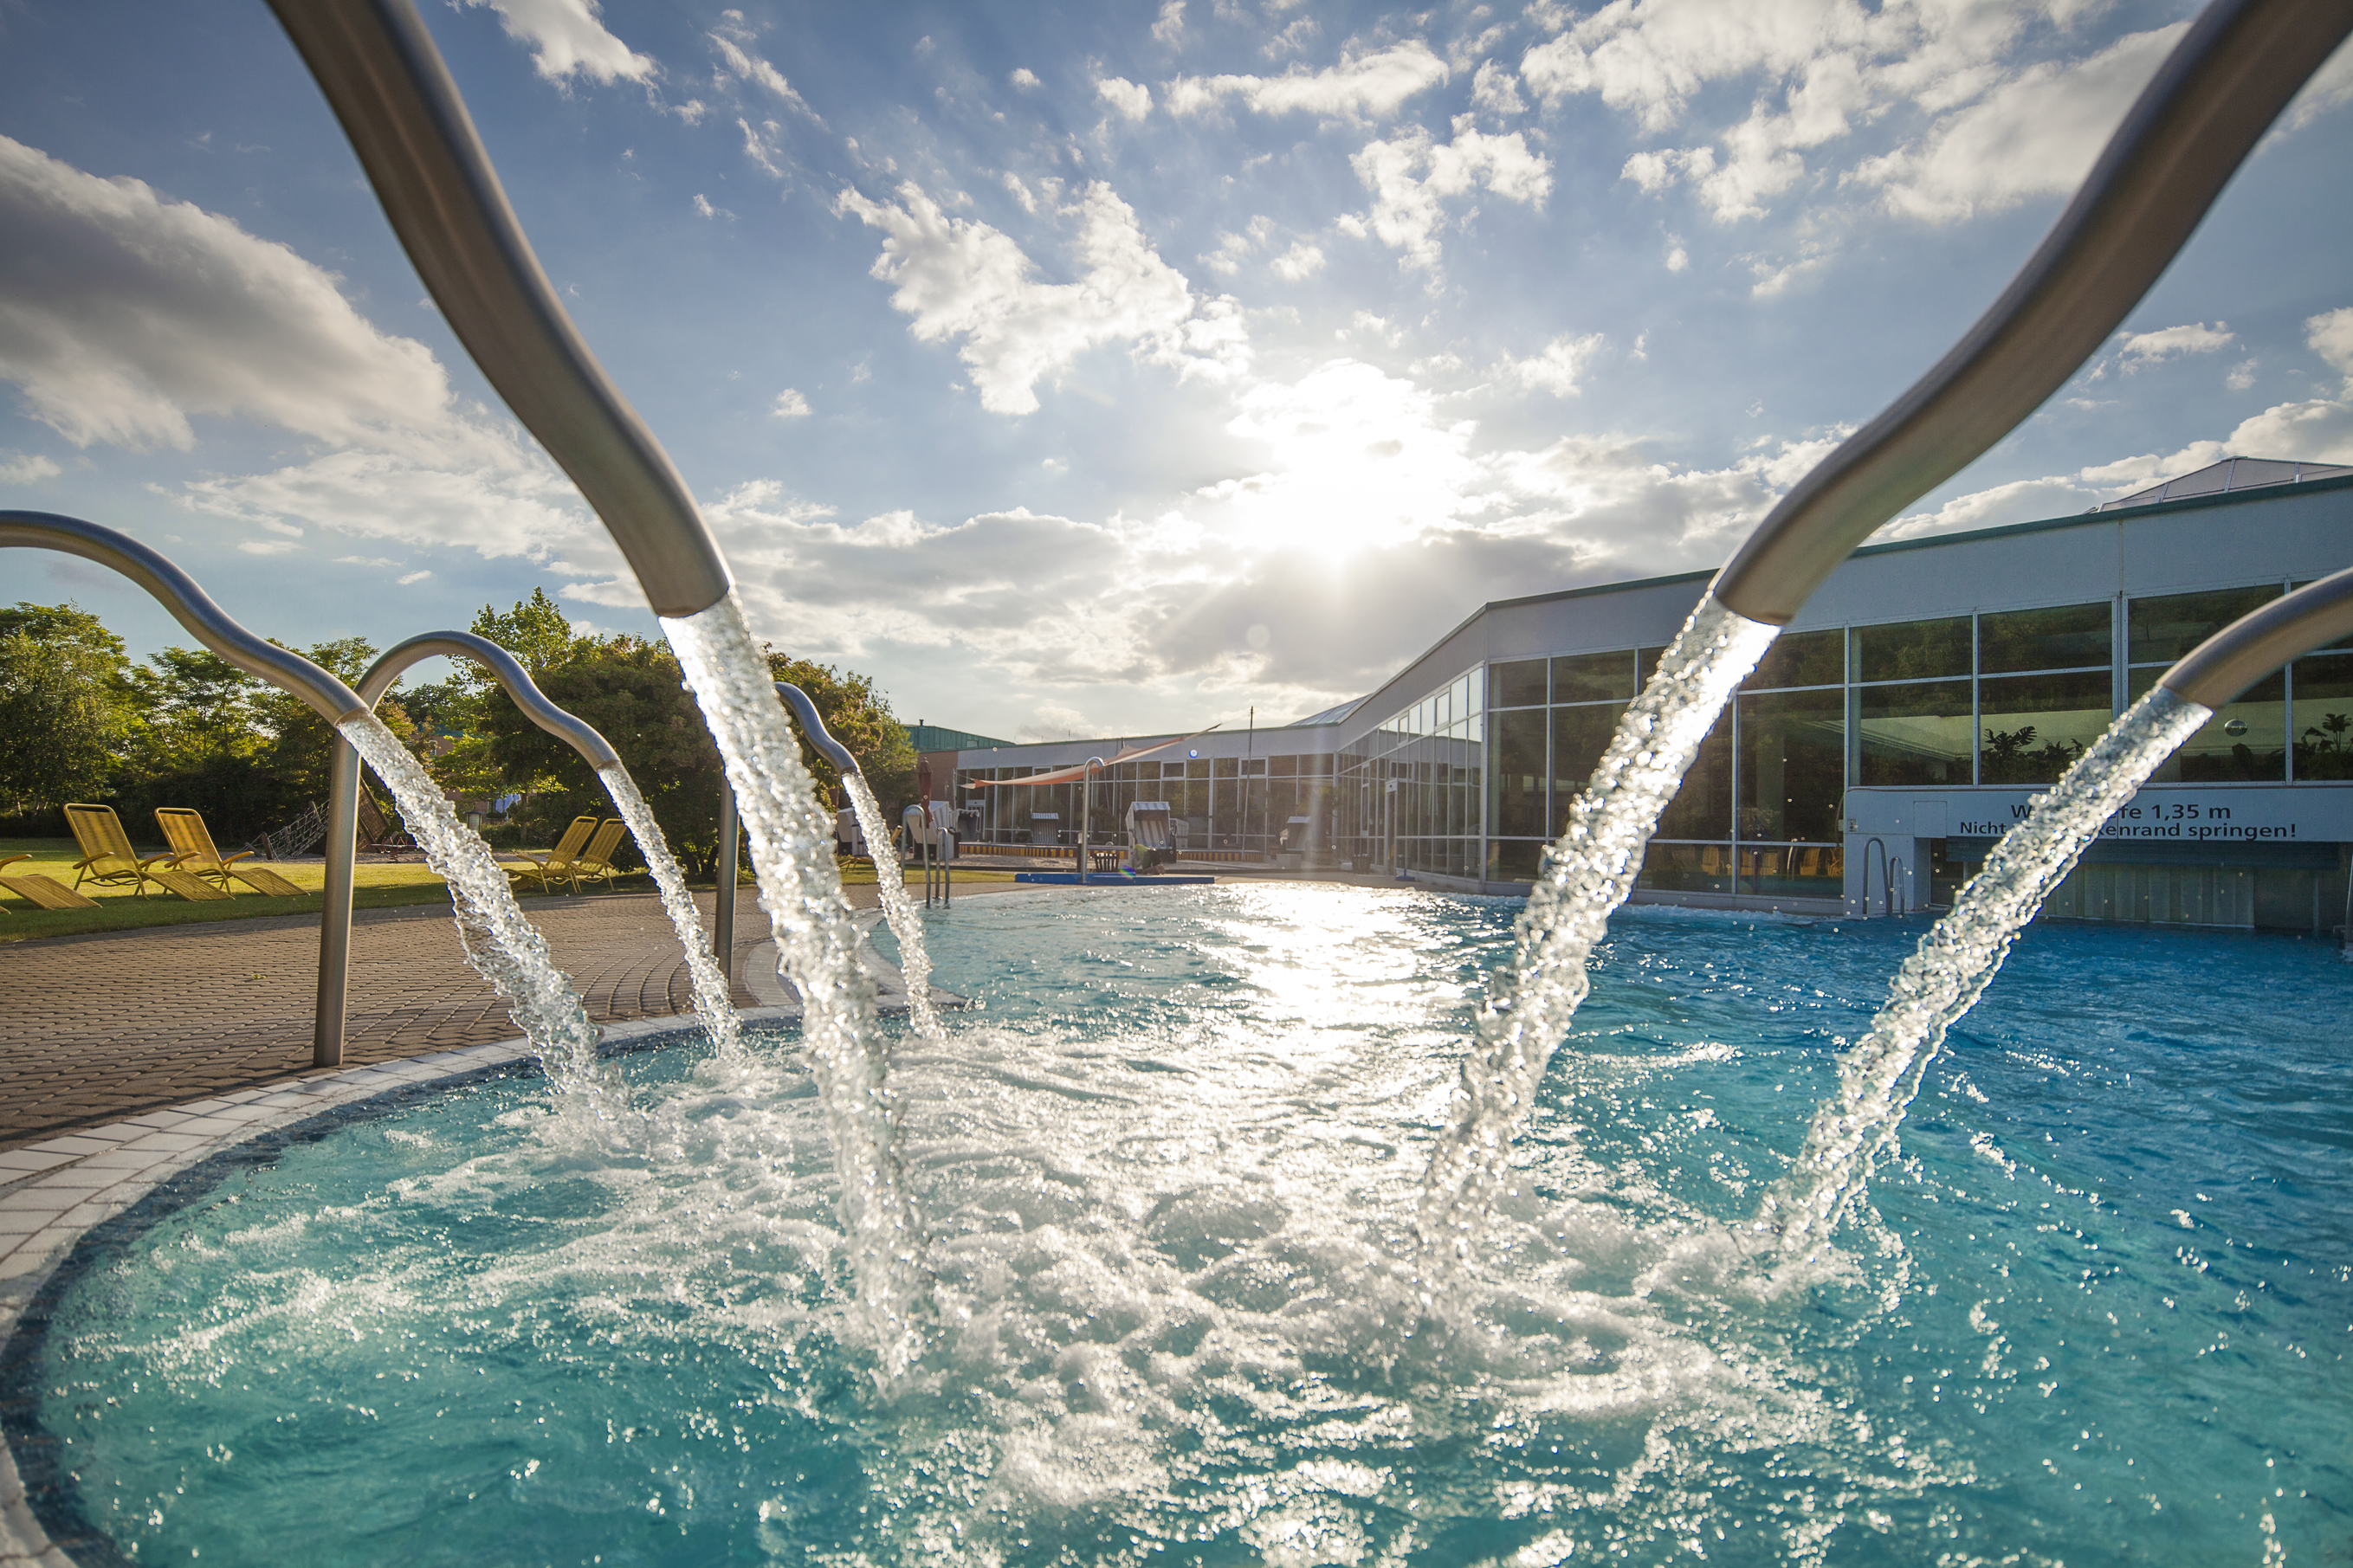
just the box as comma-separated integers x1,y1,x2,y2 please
595,765,743,1061
339,716,611,1113
842,771,941,1038
1750,687,2214,1270
661,592,931,1378
1415,596,1781,1277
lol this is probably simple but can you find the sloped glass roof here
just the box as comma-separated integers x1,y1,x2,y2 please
2090,455,2352,512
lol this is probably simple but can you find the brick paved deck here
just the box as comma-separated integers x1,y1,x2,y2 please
0,882,1036,1152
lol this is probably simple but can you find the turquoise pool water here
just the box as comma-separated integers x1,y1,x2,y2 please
11,885,2348,1565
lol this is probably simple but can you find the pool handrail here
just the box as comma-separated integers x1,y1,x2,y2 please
314,632,626,1068
0,511,369,726
264,0,730,621
1710,0,2353,626
2156,565,2353,709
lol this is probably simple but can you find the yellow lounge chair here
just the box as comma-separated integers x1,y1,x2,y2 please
507,815,600,894
567,817,636,894
0,855,100,911
64,803,173,898
154,808,307,897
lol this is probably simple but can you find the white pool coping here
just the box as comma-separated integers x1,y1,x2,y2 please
0,1008,803,1565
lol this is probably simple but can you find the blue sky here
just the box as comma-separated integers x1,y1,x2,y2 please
2,0,2349,740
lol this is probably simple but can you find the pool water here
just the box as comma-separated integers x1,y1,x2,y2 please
12,885,2349,1565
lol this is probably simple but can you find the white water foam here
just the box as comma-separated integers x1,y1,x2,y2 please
1414,596,1779,1277
1752,687,2213,1270
661,591,930,1378
843,771,941,1039
596,764,742,1061
339,716,614,1114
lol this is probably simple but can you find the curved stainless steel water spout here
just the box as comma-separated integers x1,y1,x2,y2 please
264,0,730,620
2157,566,2353,709
314,633,625,1068
1710,0,2353,625
0,511,368,726
776,684,861,777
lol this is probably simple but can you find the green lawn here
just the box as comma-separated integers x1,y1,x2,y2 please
0,840,1013,943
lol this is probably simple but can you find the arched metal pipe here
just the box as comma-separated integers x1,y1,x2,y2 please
317,633,624,1068
263,0,731,620
1710,0,2353,626
776,683,860,777
0,511,367,725
2158,566,2353,708
708,684,861,981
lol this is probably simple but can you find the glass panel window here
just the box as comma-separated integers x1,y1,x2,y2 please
1491,659,1548,707
1737,687,1844,842
1981,602,2110,674
1741,842,1844,897
1552,649,1635,704
1853,680,1972,787
1742,628,1843,691
1637,645,1668,687
1852,616,1970,682
1655,712,1733,840
2293,653,2353,779
1550,704,1624,829
2129,668,2286,782
2129,585,2279,665
1978,670,2112,784
1638,841,1736,894
1488,839,1542,881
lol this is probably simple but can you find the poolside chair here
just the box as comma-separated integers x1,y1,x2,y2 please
0,854,101,911
566,817,636,894
155,808,307,897
507,815,600,894
354,790,417,861
64,803,174,898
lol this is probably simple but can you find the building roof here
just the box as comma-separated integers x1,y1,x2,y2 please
2088,455,2351,512
908,721,1012,752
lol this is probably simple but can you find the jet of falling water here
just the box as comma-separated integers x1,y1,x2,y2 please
339,716,614,1115
595,765,742,1061
661,594,932,1381
1413,598,1781,1281
1749,687,2212,1270
841,772,942,1039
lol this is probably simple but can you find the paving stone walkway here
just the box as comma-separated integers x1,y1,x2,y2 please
0,882,1035,1153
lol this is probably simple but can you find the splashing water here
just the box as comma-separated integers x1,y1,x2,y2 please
1752,687,2213,1270
661,592,930,1378
1415,596,1780,1276
594,765,741,1061
339,716,611,1112
842,771,941,1038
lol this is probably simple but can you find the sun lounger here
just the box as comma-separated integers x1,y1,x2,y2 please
566,818,635,894
156,806,308,895
0,859,100,910
507,815,600,894
355,790,418,861
64,803,172,897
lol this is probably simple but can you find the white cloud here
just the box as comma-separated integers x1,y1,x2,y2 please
2116,321,2234,369
772,388,811,418
2227,358,2259,392
0,135,451,451
237,539,298,556
1855,25,2185,223
2306,306,2353,388
737,118,787,178
1471,59,1526,119
1501,332,1606,397
0,453,61,484
835,180,1248,415
1167,41,1448,120
1097,76,1153,121
2280,31,2353,132
1270,241,1326,281
335,555,403,569
1152,2,1186,48
692,193,734,220
1010,67,1041,90
397,569,433,585
462,0,652,84
1350,117,1552,269
709,25,816,116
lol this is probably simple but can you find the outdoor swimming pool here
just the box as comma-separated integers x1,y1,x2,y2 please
9,885,2346,1565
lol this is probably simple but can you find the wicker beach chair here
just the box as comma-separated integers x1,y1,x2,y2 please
155,808,306,896
507,815,599,894
566,818,635,894
0,854,100,911
64,803,175,898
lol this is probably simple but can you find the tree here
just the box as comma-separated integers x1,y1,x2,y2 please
469,588,588,678
0,602,133,819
